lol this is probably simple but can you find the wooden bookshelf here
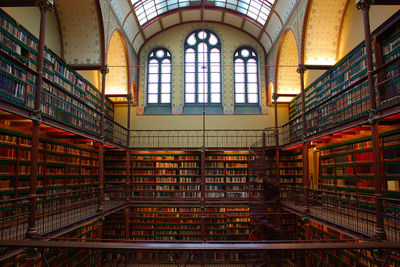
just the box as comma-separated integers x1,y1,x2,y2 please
288,11,400,139
0,9,114,137
0,127,99,201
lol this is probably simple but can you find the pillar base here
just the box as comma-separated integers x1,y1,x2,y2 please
25,227,38,239
374,227,387,241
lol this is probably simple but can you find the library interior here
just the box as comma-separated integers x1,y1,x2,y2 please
0,0,399,266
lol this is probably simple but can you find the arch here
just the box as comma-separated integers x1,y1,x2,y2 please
106,30,130,95
302,0,349,65
275,30,300,102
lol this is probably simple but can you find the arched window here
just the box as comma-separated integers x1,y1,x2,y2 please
147,48,171,105
184,30,221,104
234,47,259,104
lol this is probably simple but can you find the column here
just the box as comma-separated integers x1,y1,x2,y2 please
26,0,53,239
297,65,310,213
273,93,280,186
127,94,132,199
98,66,109,213
356,0,386,240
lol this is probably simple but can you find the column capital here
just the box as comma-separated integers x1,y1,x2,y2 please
127,94,133,102
296,64,306,75
100,65,109,75
356,0,374,12
35,0,54,13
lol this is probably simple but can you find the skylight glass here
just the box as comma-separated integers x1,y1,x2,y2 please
131,0,275,26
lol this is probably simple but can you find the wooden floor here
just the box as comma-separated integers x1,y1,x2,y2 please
281,201,400,241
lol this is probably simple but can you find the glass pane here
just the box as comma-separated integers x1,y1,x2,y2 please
185,49,195,62
186,64,195,73
148,73,159,83
198,42,207,53
187,33,196,46
186,72,195,83
248,73,257,82
235,59,245,73
209,33,218,45
185,93,195,103
211,83,220,93
198,31,206,40
235,94,245,103
235,73,245,83
210,64,220,73
156,49,165,58
248,83,258,93
198,73,207,83
185,83,195,93
210,48,220,63
148,83,158,94
241,49,249,57
211,72,220,83
235,82,245,93
198,84,207,94
198,93,208,103
149,60,159,74
161,94,170,103
161,74,171,83
248,94,258,103
148,94,158,104
247,59,257,73
161,59,171,73
161,83,170,93
211,93,220,103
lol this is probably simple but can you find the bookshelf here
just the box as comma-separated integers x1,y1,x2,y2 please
205,152,254,200
129,152,201,200
279,149,303,188
0,126,99,201
0,9,114,138
287,13,400,138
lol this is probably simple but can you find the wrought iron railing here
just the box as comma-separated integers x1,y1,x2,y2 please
130,129,276,149
280,185,400,241
0,186,125,240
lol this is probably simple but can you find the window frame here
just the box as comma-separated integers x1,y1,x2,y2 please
184,29,222,106
146,47,172,106
233,46,260,106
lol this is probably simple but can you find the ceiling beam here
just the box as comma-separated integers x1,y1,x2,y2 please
0,0,35,7
372,0,400,4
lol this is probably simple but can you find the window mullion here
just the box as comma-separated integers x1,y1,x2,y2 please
158,58,161,104
244,58,248,104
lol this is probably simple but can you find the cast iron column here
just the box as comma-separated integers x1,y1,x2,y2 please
273,93,280,186
126,94,132,200
356,0,386,240
98,66,108,213
297,65,310,213
26,0,53,239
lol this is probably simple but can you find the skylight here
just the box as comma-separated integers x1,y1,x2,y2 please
131,0,275,26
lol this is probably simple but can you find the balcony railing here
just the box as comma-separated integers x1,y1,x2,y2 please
0,186,125,240
280,185,400,241
129,129,276,149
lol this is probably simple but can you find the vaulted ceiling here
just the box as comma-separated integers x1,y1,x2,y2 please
108,0,297,56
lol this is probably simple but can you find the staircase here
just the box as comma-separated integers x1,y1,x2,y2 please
248,140,280,241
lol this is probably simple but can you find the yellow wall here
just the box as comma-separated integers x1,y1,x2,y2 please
115,22,286,131
305,4,399,88
338,4,400,59
138,22,267,110
77,70,100,90
115,104,288,131
2,7,61,57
